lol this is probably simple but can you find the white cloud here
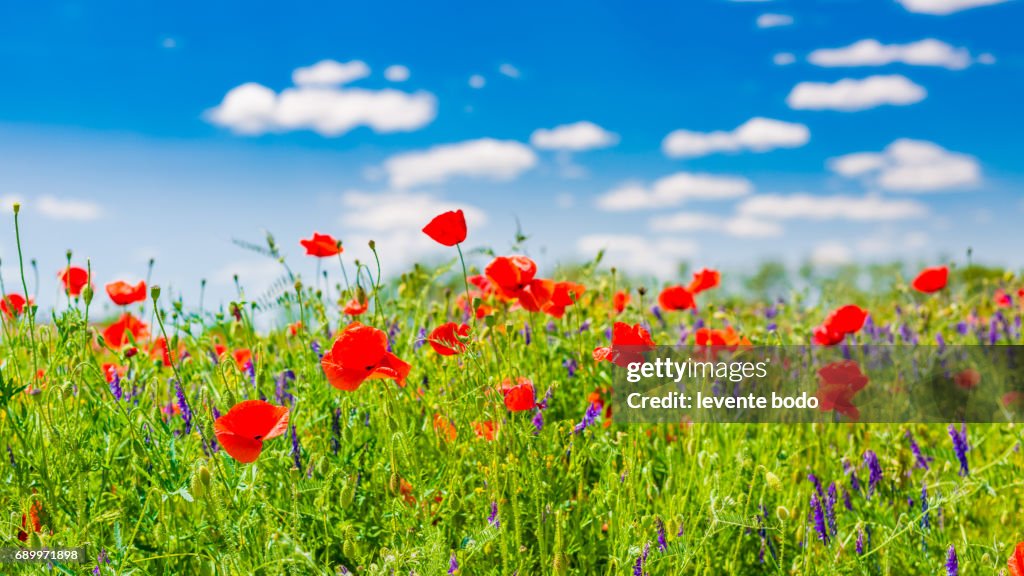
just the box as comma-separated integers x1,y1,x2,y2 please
597,173,753,211
786,75,926,111
810,242,852,267
829,139,980,192
896,0,1010,15
384,65,410,82
576,234,698,278
650,212,784,238
757,13,793,27
530,121,619,151
774,53,796,66
977,53,996,65
737,193,929,221
340,190,487,232
292,60,370,86
857,230,930,256
384,138,537,189
662,117,809,158
0,195,22,214
808,39,974,70
37,195,103,221
469,75,486,89
207,81,437,137
499,64,521,78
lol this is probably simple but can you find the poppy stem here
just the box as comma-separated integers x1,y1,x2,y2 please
456,244,473,324
12,206,38,383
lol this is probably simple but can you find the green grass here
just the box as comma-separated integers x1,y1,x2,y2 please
1,217,1023,575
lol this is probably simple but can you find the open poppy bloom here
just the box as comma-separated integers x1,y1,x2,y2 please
150,337,177,366
593,322,656,367
516,278,554,312
433,414,457,442
422,209,467,246
0,293,31,319
543,281,586,318
322,322,411,391
500,377,537,411
214,400,290,463
343,296,369,316
17,501,44,542
687,268,720,294
816,360,868,421
103,313,150,348
612,290,630,315
472,420,497,441
106,280,147,306
102,363,127,383
813,304,868,346
994,289,1012,308
694,326,750,347
1009,541,1024,576
953,368,981,390
59,265,90,297
428,322,471,356
658,285,696,311
300,232,343,257
485,256,540,300
911,265,948,293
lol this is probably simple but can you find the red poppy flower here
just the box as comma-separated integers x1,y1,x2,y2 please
103,313,150,349
995,289,1012,308
824,305,868,334
102,363,126,383
300,232,343,258
17,501,44,542
593,322,656,367
288,321,303,336
658,285,696,311
687,268,721,294
234,348,254,368
0,293,30,319
543,281,586,318
612,290,630,315
422,209,467,247
517,278,554,312
953,368,981,390
106,280,147,306
485,256,538,299
695,326,751,347
433,414,457,442
213,400,290,463
150,337,174,366
813,324,845,346
500,377,536,411
911,266,948,293
428,322,471,356
472,420,497,441
59,265,90,297
343,297,369,316
1009,542,1024,576
816,360,868,421
321,322,411,391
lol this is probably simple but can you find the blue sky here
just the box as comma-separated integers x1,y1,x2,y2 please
1,0,1022,313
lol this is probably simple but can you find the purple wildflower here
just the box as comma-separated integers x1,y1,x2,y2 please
655,517,667,552
825,482,838,537
521,322,532,345
488,501,500,528
810,491,829,545
633,542,650,576
531,410,544,435
573,402,602,434
109,371,123,401
275,369,296,406
844,458,862,493
906,430,932,470
921,483,930,530
946,545,958,576
856,527,864,555
331,407,342,455
448,553,459,574
807,473,825,498
413,327,427,351
651,305,664,325
290,425,302,471
310,340,323,359
173,379,192,433
949,423,969,476
863,450,882,497
842,487,853,511
563,357,578,378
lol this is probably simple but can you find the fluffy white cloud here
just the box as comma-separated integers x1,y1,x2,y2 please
530,121,619,151
737,193,929,220
384,65,410,82
597,173,753,211
469,75,486,89
774,52,796,65
786,75,926,111
499,64,521,78
810,242,852,267
384,138,537,189
576,234,698,278
896,0,1010,15
829,139,980,192
662,117,809,158
207,81,437,137
38,195,102,221
292,60,370,86
757,13,793,27
808,39,973,69
650,211,784,238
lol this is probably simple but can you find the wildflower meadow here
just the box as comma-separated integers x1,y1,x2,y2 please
1,203,1023,575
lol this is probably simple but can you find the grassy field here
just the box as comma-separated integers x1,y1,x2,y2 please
2,206,1024,575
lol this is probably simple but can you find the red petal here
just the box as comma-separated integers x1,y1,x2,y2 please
422,209,467,247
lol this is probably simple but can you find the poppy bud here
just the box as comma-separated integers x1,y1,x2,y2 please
151,285,162,301
83,284,94,305
340,479,356,507
637,286,647,296
776,505,790,522
124,346,138,359
294,279,303,292
66,249,73,260
12,202,20,214
368,239,376,251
